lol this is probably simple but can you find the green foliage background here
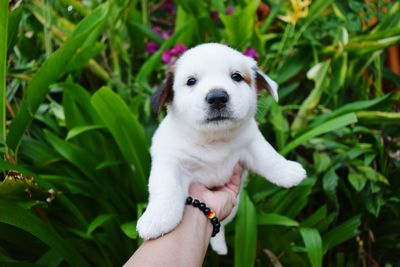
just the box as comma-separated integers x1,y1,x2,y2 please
0,0,399,266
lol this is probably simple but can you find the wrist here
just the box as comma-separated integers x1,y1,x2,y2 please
185,197,221,237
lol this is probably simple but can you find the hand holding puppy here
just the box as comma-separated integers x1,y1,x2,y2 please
189,164,243,221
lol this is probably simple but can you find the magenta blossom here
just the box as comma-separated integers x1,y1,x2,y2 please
162,0,175,14
226,6,235,15
152,26,171,40
162,43,187,64
244,48,259,59
170,44,187,55
146,41,159,54
210,10,219,21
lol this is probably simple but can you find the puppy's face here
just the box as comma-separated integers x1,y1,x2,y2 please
153,43,278,132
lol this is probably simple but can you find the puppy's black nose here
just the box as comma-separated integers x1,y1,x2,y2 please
206,89,229,109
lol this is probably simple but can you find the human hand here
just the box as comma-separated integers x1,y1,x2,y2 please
188,164,243,221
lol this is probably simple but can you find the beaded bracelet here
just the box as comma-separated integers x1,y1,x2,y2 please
185,196,220,237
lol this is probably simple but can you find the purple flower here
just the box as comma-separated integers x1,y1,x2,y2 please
146,41,159,54
162,0,175,13
162,50,173,63
152,26,172,40
244,48,259,59
169,44,187,56
210,10,219,21
162,44,187,64
152,26,163,36
226,6,235,15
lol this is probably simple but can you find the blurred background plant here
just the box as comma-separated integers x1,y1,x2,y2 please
0,0,399,266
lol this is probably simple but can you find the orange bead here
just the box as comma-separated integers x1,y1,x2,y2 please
207,211,216,219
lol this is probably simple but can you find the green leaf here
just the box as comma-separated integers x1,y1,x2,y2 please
307,95,390,130
0,1,7,144
356,111,400,125
7,3,110,152
87,214,114,236
313,152,332,174
291,60,331,132
270,102,289,150
43,130,99,182
66,125,106,140
121,221,138,239
220,0,259,48
322,216,361,252
7,6,22,54
235,191,257,267
348,171,367,192
302,205,327,228
365,193,384,217
281,113,358,156
91,87,149,201
322,168,339,201
300,227,323,267
129,22,163,44
356,165,389,184
0,200,90,267
257,213,299,227
36,249,63,267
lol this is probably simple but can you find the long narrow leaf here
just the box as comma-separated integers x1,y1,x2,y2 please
91,87,149,201
281,113,358,156
322,216,361,252
7,3,109,152
257,213,299,227
0,1,7,143
234,190,257,267
0,200,90,267
300,227,323,267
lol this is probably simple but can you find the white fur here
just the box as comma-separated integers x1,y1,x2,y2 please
136,43,306,254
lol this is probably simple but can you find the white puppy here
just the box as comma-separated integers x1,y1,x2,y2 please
136,43,306,254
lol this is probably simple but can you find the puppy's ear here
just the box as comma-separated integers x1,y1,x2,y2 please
152,71,174,115
255,71,279,102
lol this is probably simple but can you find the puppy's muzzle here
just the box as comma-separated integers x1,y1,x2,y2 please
206,89,229,110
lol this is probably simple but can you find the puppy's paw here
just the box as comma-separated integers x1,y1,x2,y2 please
210,232,228,255
275,160,306,188
136,205,182,240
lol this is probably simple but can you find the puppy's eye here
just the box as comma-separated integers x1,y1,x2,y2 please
186,77,197,86
231,72,244,82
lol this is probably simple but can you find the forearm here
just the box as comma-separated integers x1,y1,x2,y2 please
125,205,212,267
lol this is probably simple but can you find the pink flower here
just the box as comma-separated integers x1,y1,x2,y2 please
152,26,163,36
226,6,235,15
210,10,219,21
162,44,187,64
244,48,259,59
169,44,187,56
162,50,173,63
146,41,159,54
152,26,171,40
162,0,175,13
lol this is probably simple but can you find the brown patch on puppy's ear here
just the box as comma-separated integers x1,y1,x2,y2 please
242,70,252,87
152,72,174,115
255,71,279,101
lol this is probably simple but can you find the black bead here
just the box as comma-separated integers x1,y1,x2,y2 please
199,202,206,211
186,196,193,205
203,207,210,215
211,217,219,224
214,223,220,229
212,228,219,237
192,199,200,207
